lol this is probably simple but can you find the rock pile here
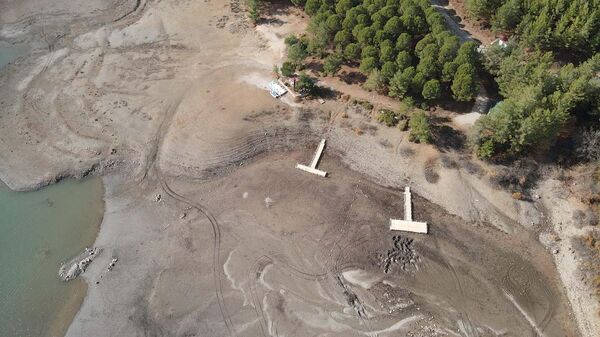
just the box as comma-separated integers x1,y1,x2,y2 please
58,247,101,282
378,235,419,273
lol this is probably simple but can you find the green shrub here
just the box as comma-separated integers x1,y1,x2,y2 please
377,108,399,126
247,0,259,22
354,99,374,111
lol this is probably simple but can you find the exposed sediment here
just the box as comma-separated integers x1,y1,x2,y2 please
1,0,597,336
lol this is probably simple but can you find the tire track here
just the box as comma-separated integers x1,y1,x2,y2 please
148,92,236,335
431,238,479,337
159,178,236,335
503,262,556,337
113,0,144,23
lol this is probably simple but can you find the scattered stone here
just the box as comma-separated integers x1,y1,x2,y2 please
107,258,118,271
265,197,274,208
155,193,162,202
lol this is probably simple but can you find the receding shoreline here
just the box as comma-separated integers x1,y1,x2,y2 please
0,177,104,337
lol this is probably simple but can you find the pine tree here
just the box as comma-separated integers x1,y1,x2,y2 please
344,43,361,60
334,30,352,49
422,79,441,100
396,51,412,71
417,55,438,78
363,69,386,91
438,36,460,66
304,0,322,16
379,43,395,63
323,53,343,75
380,61,398,82
395,33,412,52
408,111,432,143
441,61,458,82
451,63,478,101
389,66,415,98
454,41,478,66
360,56,378,73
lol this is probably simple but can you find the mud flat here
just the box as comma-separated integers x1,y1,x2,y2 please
68,152,578,337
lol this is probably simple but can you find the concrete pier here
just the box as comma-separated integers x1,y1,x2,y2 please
390,186,428,234
296,139,327,177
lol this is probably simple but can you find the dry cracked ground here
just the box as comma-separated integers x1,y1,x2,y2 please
0,0,592,336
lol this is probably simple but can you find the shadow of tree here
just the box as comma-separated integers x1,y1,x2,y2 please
257,17,286,26
429,115,466,151
303,60,324,73
316,86,341,99
339,70,367,85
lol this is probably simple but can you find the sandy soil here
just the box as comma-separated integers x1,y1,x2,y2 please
0,0,597,336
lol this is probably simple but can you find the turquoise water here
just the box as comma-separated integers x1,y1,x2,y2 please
0,42,24,68
0,178,104,337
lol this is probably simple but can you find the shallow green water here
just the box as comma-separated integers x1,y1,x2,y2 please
0,42,24,68
0,178,104,337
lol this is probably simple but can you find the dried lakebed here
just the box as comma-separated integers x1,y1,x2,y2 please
68,152,578,337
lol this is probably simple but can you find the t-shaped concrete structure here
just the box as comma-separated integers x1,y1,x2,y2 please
390,186,428,234
295,139,327,177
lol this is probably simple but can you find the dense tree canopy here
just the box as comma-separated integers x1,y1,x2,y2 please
289,0,480,103
460,1,600,160
465,0,600,56
277,0,600,161
473,51,600,159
